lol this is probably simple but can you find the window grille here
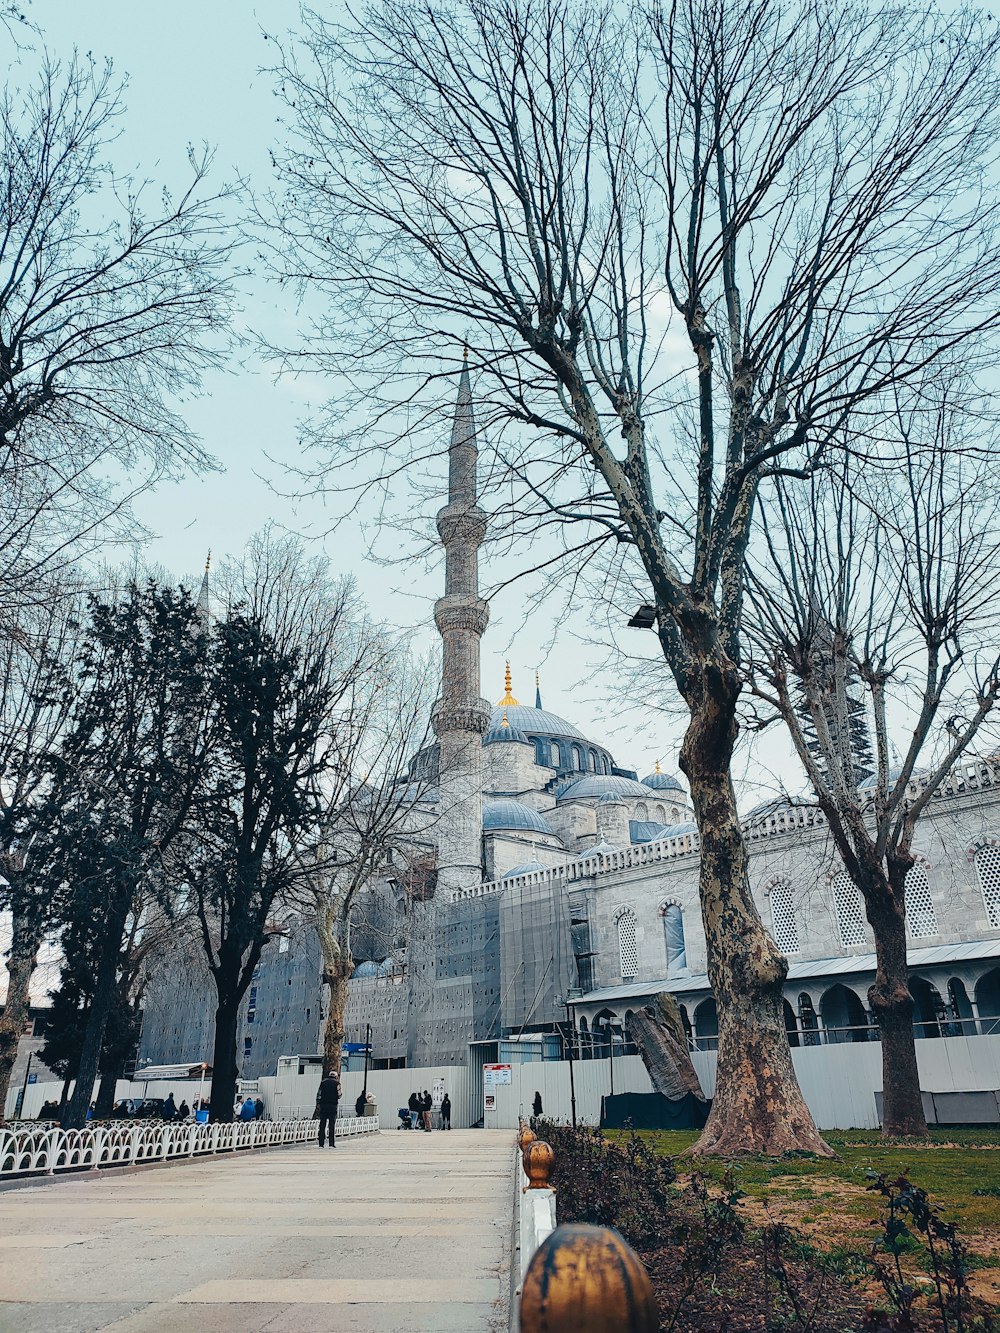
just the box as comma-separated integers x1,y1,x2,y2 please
975,843,1000,928
634,802,648,821
832,871,866,947
618,910,639,979
662,903,687,975
770,880,800,954
904,863,938,939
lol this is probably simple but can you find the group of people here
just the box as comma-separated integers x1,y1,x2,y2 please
399,1089,450,1130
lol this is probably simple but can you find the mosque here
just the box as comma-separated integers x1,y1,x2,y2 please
136,364,1000,1095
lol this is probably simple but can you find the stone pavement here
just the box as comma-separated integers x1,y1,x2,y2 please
0,1127,515,1333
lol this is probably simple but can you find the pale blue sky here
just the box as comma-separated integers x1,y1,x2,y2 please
26,1,796,800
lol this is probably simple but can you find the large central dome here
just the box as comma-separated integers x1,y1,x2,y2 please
486,703,586,739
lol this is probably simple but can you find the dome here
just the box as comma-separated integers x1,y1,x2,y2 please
483,798,555,835
484,712,530,745
486,703,586,740
642,766,683,792
375,958,396,977
858,766,925,791
558,775,656,802
502,860,546,879
577,839,621,857
353,961,380,978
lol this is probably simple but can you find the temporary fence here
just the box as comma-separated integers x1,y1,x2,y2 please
0,1113,379,1180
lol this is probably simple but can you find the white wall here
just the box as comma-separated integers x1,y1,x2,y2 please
344,1036,1000,1132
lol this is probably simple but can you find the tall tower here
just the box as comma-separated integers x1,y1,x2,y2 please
432,355,491,896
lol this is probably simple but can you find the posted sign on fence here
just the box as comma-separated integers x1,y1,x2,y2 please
483,1064,512,1086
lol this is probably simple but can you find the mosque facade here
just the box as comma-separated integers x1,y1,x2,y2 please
137,369,1000,1088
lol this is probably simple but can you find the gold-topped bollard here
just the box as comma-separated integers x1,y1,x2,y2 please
517,1124,536,1151
520,1223,658,1333
522,1138,555,1190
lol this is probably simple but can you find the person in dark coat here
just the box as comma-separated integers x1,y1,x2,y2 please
356,1090,367,1117
421,1089,433,1132
531,1090,543,1128
317,1071,341,1148
254,1097,264,1120
161,1094,177,1121
440,1093,452,1130
407,1091,420,1130
177,1100,190,1121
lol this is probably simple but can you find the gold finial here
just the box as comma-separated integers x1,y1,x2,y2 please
498,661,520,706
500,710,510,729
655,760,661,774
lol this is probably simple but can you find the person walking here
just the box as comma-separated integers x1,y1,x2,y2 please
421,1089,433,1132
254,1096,264,1120
161,1093,177,1122
407,1091,420,1130
531,1090,543,1128
317,1071,341,1148
440,1093,452,1130
239,1096,256,1122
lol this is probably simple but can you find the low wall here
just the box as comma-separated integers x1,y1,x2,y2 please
338,1065,473,1127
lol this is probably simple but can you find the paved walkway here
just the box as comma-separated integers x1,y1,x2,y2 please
0,1128,514,1332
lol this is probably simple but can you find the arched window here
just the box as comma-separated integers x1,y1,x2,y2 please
589,750,598,771
534,738,548,767
831,871,866,948
948,978,975,1035
693,998,718,1050
634,802,648,821
550,741,561,768
572,745,584,771
820,984,869,1043
798,993,820,1046
661,902,687,976
769,879,800,954
976,967,1000,1035
974,843,1000,928
904,862,938,939
910,976,945,1039
602,755,611,774
654,804,665,822
617,909,639,979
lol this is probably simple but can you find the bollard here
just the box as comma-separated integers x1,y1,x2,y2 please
520,1223,658,1333
517,1125,536,1151
522,1139,555,1190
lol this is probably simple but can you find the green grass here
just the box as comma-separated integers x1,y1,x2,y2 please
603,1128,1000,1248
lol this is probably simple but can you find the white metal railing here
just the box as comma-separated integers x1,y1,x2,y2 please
0,1114,379,1180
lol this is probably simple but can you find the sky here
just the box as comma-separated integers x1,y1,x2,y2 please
18,0,801,805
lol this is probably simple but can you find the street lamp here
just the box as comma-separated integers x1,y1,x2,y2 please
559,999,577,1129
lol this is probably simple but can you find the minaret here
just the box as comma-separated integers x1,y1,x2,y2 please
432,354,491,897
196,551,211,624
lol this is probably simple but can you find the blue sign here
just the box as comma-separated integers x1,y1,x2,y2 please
342,1042,371,1053
27,1073,37,1084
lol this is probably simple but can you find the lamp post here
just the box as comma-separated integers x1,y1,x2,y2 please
17,1049,33,1119
362,1023,371,1103
563,1001,577,1128
608,1021,615,1098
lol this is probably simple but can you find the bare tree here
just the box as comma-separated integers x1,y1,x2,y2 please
304,646,437,1075
0,51,234,623
0,593,81,1122
188,535,393,1120
266,0,1000,1153
746,384,1000,1137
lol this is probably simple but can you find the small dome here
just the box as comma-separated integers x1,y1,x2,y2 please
502,860,546,879
642,766,683,792
578,839,621,858
858,766,925,791
558,775,655,802
484,711,530,745
483,798,555,835
353,961,380,978
598,790,626,805
375,958,395,977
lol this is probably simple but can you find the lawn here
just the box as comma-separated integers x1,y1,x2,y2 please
605,1126,1000,1305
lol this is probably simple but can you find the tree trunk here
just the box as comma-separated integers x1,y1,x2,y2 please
317,902,353,1076
867,876,928,1138
209,993,240,1123
0,915,39,1125
680,657,832,1156
95,1066,119,1119
63,894,130,1130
